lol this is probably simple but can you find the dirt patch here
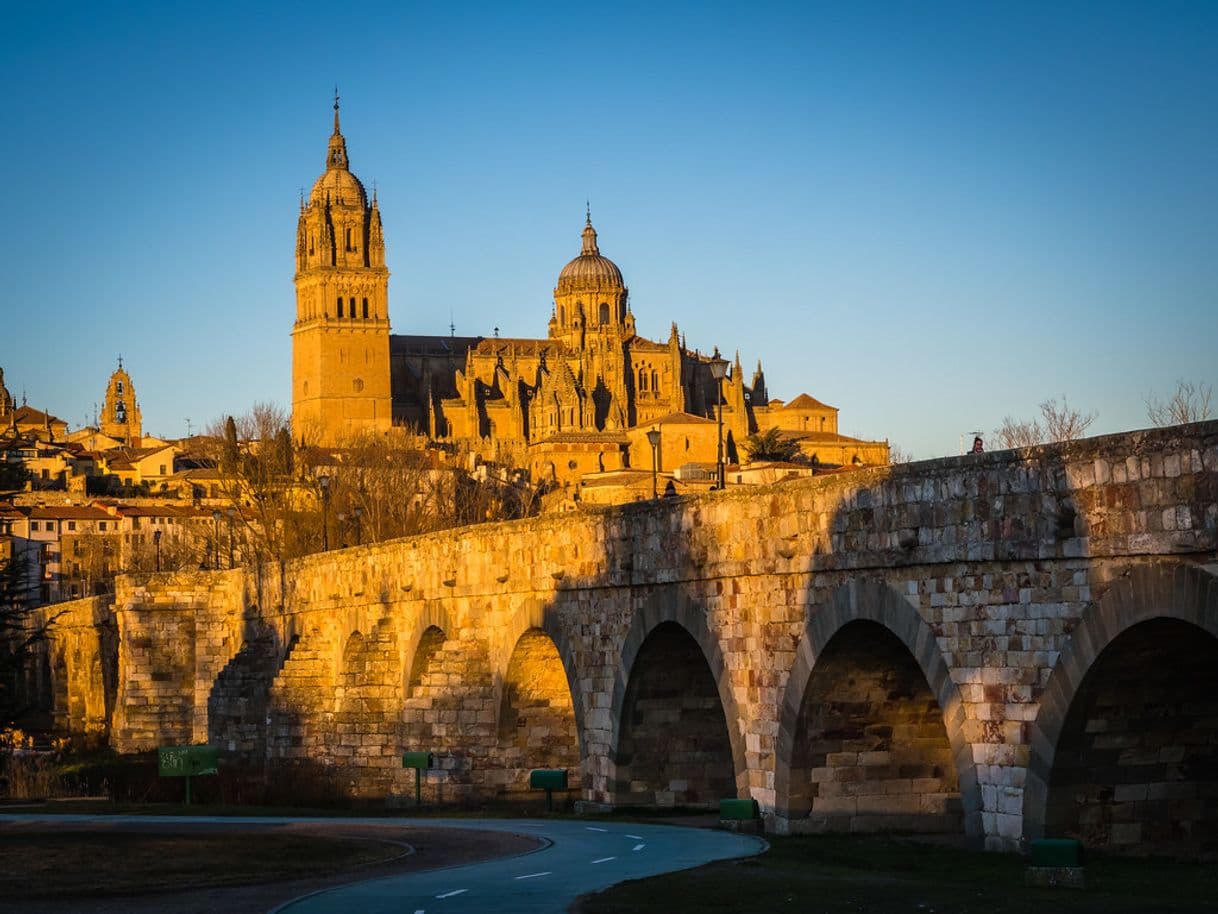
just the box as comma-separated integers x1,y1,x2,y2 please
0,820,540,914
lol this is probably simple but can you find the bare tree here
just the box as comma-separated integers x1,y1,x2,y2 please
1145,380,1214,427
886,443,913,464
1040,395,1096,442
993,416,1044,450
993,396,1096,450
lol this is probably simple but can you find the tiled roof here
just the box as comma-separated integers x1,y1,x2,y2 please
642,411,715,426
781,393,836,411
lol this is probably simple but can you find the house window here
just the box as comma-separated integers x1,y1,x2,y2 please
30,521,38,532
159,464,167,475
99,521,107,531
67,521,76,531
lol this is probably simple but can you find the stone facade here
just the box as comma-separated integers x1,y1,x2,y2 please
46,421,1218,854
289,103,888,479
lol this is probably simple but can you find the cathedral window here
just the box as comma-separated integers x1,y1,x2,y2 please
599,302,610,325
639,369,648,392
116,381,124,395
349,297,356,318
651,370,658,391
337,297,344,317
559,305,565,326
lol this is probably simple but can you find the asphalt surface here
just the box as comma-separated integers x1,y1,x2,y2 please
274,818,766,914
0,814,766,914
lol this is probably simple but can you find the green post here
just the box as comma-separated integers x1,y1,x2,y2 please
402,751,434,808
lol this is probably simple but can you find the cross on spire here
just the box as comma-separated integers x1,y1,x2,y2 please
333,86,341,133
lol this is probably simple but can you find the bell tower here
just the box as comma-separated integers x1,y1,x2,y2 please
99,357,142,446
291,93,392,444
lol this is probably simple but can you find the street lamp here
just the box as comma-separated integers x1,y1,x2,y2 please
353,505,363,546
646,427,661,499
153,529,162,573
211,510,220,569
337,512,347,549
318,474,331,551
708,350,729,490
226,506,236,569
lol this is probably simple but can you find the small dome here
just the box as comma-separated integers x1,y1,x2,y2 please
310,167,366,207
556,218,625,293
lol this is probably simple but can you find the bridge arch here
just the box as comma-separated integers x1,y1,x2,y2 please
1024,562,1218,856
774,579,980,838
609,587,746,806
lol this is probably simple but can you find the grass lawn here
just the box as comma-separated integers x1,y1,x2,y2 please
0,829,402,898
577,834,1217,914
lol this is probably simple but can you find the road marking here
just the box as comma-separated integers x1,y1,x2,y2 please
414,910,425,913
436,889,467,899
585,826,608,832
514,872,551,880
633,843,645,851
592,856,616,864
625,834,643,840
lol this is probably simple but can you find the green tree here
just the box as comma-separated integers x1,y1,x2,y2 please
742,427,801,463
0,553,46,726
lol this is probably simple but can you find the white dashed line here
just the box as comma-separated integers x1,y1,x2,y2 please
625,834,644,840
585,826,608,832
514,872,551,880
592,856,616,864
633,843,645,851
436,889,467,899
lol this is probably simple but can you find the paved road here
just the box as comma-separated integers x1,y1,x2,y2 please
274,818,765,914
0,814,765,914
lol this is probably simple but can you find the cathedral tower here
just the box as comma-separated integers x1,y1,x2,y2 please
291,94,392,444
549,209,633,351
99,357,142,446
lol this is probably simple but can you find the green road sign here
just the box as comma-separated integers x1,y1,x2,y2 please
158,745,219,805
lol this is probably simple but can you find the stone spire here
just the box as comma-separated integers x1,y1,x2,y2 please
326,88,349,170
581,204,599,255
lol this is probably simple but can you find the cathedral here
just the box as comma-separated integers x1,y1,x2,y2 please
291,99,887,484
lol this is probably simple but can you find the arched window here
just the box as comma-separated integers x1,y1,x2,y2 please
349,297,356,318
619,302,627,321
337,297,344,318
116,381,124,395
639,369,648,391
559,305,565,325
362,297,369,319
651,370,658,392
599,302,610,324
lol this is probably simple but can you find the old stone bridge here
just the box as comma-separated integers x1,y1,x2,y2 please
46,422,1218,855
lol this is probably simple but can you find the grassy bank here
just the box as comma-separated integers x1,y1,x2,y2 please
576,834,1215,914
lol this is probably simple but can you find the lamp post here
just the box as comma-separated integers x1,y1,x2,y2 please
708,350,729,490
153,529,162,573
353,505,363,546
337,512,347,549
646,427,661,499
226,506,236,569
211,510,220,569
318,474,331,551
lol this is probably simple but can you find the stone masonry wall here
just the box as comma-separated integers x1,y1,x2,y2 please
86,421,1218,852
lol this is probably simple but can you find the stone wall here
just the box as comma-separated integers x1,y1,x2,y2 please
53,421,1218,854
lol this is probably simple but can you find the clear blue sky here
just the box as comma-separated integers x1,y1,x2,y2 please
2,1,1215,458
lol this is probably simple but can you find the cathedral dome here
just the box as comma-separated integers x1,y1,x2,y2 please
556,217,625,293
310,168,366,207
309,94,367,208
